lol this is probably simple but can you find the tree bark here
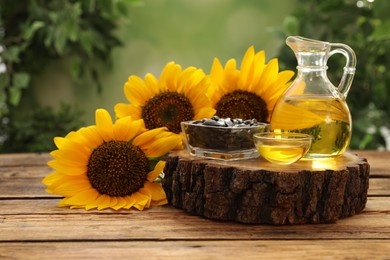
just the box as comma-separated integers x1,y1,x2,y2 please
162,150,370,225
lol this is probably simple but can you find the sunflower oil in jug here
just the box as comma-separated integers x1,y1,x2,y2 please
270,36,356,159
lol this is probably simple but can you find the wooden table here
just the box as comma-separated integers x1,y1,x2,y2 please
0,151,389,259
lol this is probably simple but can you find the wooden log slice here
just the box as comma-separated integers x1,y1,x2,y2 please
162,150,370,225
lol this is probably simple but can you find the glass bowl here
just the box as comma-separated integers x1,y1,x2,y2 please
181,117,269,161
253,132,312,165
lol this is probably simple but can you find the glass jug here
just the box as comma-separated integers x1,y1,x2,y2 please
270,36,356,159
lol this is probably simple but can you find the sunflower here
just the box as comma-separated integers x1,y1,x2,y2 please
114,62,216,144
42,109,181,211
207,46,294,123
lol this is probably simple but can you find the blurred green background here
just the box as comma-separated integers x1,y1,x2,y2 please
1,0,389,152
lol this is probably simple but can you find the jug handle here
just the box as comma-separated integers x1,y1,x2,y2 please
328,43,356,99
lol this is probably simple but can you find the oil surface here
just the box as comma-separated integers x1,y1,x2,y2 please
257,145,308,164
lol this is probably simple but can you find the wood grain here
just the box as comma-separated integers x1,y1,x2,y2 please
1,211,389,242
1,240,389,260
0,153,52,167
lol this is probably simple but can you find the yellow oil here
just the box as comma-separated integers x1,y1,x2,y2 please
258,145,308,165
270,96,351,158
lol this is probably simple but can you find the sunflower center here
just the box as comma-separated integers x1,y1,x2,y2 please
87,141,149,197
142,92,195,133
215,90,269,122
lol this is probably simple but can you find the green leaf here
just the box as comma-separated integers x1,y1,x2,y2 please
44,27,55,48
54,27,67,55
116,1,129,16
0,73,10,89
64,3,82,42
70,58,83,79
13,73,30,89
2,46,21,63
99,0,114,17
23,21,45,40
79,31,93,57
370,20,390,40
9,87,22,106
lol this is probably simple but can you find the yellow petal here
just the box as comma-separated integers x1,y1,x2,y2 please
47,160,87,176
77,126,103,150
183,73,208,102
186,67,204,85
58,198,69,208
50,149,89,167
194,107,216,120
63,188,99,206
109,196,118,208
144,73,160,95
143,182,167,202
185,81,213,113
85,194,107,210
238,46,255,89
223,59,239,92
207,84,222,108
43,172,86,190
114,103,133,118
132,127,167,147
124,75,153,106
250,50,266,89
147,160,166,182
142,134,181,158
160,62,181,92
174,139,184,150
53,136,69,150
42,171,63,186
52,179,92,197
188,93,211,113
138,188,152,209
123,195,136,209
97,194,112,210
113,116,133,141
95,109,114,142
64,132,95,153
126,119,146,141
257,58,279,95
176,66,197,92
260,71,294,102
111,196,127,210
70,205,86,209
132,191,150,211
50,149,88,165
152,198,168,206
274,70,295,87
121,104,143,120
225,58,237,73
210,58,224,83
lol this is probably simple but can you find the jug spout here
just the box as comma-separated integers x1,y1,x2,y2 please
286,36,330,54
287,36,329,69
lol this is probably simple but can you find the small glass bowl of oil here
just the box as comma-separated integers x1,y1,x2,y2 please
253,132,312,165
